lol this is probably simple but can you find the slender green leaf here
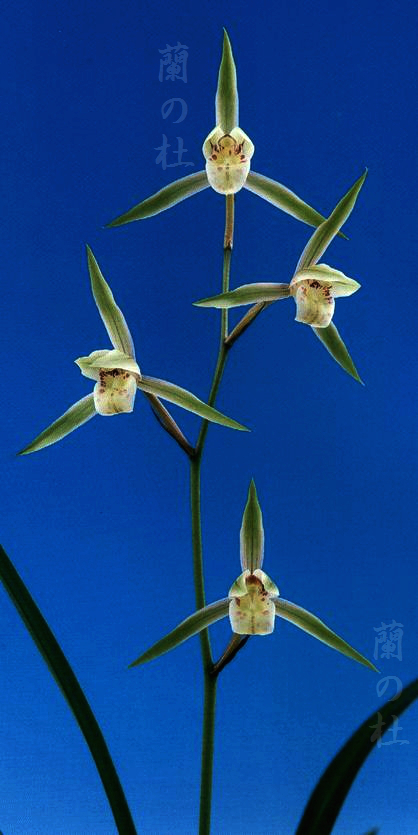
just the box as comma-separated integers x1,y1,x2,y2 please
86,246,134,356
240,480,264,572
296,678,418,835
18,394,97,455
215,29,239,133
194,283,290,309
0,545,137,835
296,170,367,273
275,598,377,672
244,171,347,237
136,375,248,431
107,171,209,227
129,599,230,666
312,322,362,383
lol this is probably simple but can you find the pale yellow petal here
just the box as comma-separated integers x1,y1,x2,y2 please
203,126,254,194
93,370,137,415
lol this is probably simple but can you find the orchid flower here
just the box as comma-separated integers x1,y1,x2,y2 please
130,481,377,672
18,247,247,455
193,170,367,381
106,31,341,231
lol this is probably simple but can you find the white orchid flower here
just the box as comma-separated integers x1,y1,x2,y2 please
18,247,247,455
130,481,377,673
107,31,337,231
194,171,367,381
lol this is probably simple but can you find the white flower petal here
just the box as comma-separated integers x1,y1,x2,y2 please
203,126,254,194
93,370,137,415
228,569,279,635
290,278,335,327
76,349,141,380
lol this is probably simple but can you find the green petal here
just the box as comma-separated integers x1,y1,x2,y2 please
107,171,210,227
129,598,230,666
215,29,238,133
136,375,248,431
275,598,377,671
296,679,418,835
18,394,97,455
312,322,362,383
240,480,265,572
296,170,367,273
86,246,135,356
244,172,347,237
194,283,290,309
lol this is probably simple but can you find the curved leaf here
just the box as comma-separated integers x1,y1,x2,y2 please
194,283,290,309
312,322,362,383
240,480,264,572
215,29,239,133
275,598,377,672
296,170,367,273
296,678,418,835
137,375,248,431
0,545,137,834
86,246,135,356
244,171,347,236
107,171,209,226
18,394,97,455
129,599,230,666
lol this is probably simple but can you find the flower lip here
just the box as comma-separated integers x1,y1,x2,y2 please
203,126,255,194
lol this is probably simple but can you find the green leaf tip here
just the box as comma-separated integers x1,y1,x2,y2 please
216,28,238,133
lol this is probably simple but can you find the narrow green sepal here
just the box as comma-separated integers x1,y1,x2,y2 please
18,394,97,455
107,171,210,227
86,246,135,356
240,480,264,572
275,598,377,672
129,598,230,666
244,171,348,238
136,375,249,431
312,322,363,383
215,29,238,133
296,170,367,273
194,283,290,309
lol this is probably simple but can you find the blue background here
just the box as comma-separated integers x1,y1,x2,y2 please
1,1,417,832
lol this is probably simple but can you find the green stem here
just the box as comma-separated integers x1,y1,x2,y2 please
0,545,137,835
198,674,217,835
190,194,234,835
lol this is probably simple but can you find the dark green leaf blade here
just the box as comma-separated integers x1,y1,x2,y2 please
0,545,137,834
312,322,362,383
129,598,230,666
215,29,239,133
137,375,248,431
296,678,418,835
244,171,347,237
107,171,209,227
18,394,97,455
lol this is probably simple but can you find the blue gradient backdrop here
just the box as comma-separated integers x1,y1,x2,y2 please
1,1,417,833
